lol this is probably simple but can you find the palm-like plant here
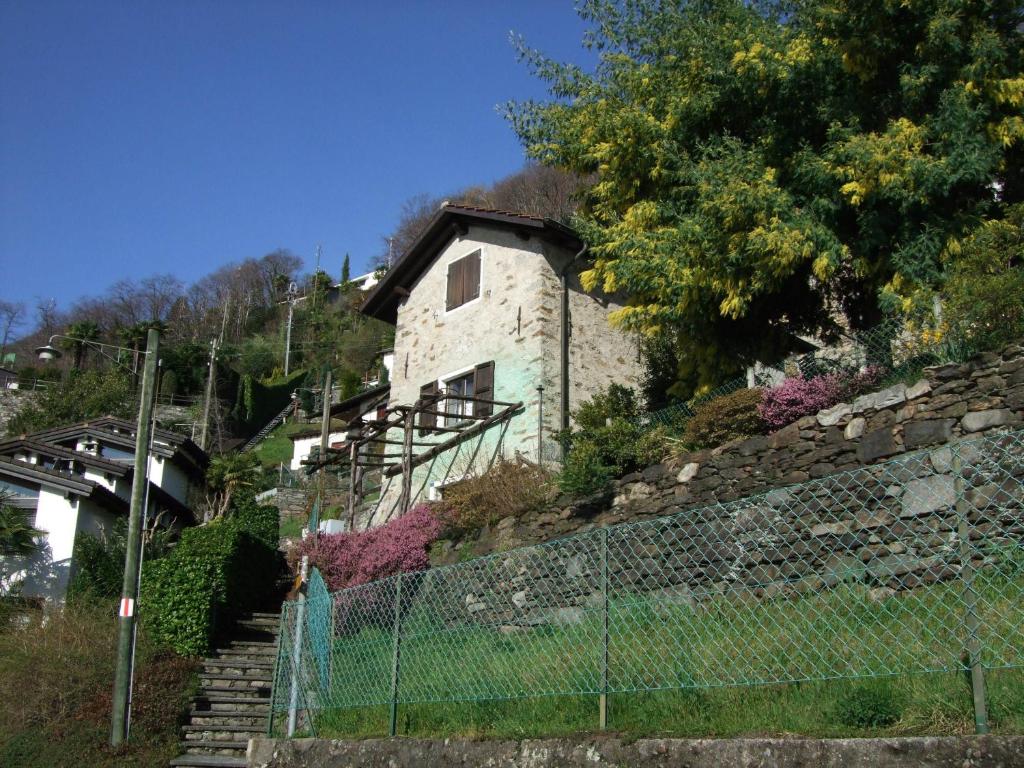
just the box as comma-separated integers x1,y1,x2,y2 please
0,499,42,558
204,452,261,521
63,321,101,371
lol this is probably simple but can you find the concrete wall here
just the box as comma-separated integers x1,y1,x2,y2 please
249,735,1024,768
148,455,191,504
373,223,642,522
8,491,120,601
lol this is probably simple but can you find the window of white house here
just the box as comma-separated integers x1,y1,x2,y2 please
445,250,481,311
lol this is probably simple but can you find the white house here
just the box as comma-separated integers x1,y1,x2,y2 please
288,385,390,472
23,416,208,505
0,417,205,600
0,457,142,600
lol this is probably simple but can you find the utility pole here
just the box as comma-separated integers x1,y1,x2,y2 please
284,281,297,376
317,368,333,539
199,337,219,451
111,328,160,746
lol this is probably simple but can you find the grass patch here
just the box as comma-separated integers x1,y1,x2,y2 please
312,669,1024,740
0,600,198,768
280,514,309,540
253,420,315,470
286,561,1024,740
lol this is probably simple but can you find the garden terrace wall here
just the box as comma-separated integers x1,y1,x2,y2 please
416,429,1022,630
432,340,1024,561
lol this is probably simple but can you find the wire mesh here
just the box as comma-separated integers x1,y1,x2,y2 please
645,317,971,431
270,429,1024,731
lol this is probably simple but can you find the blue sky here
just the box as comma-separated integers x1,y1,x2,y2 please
0,1,592,314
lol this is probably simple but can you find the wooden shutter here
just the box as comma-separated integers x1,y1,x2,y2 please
418,381,439,434
446,259,465,311
473,361,494,419
463,251,481,303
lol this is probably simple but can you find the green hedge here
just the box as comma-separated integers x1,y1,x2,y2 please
140,494,280,656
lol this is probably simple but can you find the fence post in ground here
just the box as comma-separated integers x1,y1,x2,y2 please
388,572,404,737
287,556,309,737
599,526,609,730
952,449,989,734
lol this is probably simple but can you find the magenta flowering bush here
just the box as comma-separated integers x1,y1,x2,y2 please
758,365,890,432
297,504,443,591
758,373,846,431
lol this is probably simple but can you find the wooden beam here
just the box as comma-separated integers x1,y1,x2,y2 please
384,402,523,478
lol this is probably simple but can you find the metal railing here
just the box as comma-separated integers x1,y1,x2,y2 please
270,428,1024,736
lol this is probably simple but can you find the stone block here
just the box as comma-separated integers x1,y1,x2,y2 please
817,402,852,427
961,408,1014,433
903,418,954,450
676,462,700,484
905,379,932,400
858,428,900,462
900,475,955,517
844,417,866,440
852,383,907,414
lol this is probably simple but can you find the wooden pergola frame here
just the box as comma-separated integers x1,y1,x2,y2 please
302,390,523,528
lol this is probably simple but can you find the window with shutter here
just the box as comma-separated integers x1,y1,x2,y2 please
473,361,494,419
418,381,439,435
445,250,481,311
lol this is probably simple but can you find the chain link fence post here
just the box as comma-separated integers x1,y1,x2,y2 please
388,572,404,737
953,448,990,734
599,526,609,730
287,556,309,737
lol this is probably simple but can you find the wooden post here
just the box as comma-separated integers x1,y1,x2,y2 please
347,440,358,529
398,405,415,515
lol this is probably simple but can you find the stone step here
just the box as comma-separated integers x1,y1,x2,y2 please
194,696,270,714
237,617,280,629
169,755,247,767
188,711,267,729
182,724,266,742
199,672,273,687
247,611,281,620
181,740,247,757
221,640,279,652
199,684,271,699
214,651,280,663
202,659,274,677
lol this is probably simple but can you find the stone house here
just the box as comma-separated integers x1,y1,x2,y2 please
358,204,642,523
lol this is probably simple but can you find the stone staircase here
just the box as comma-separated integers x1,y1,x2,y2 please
169,611,280,768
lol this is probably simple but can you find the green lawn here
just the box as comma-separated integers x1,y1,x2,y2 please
253,420,315,469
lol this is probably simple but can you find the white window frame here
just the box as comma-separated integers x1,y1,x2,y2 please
436,363,478,427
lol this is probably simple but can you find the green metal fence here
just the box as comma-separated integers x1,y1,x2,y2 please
270,429,1024,736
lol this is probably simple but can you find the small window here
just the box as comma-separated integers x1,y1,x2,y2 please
444,371,475,425
445,250,481,311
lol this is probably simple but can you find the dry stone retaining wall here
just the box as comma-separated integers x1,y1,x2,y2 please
438,341,1024,559
418,342,1024,628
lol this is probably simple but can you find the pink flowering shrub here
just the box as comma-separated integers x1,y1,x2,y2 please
758,373,845,431
296,504,443,591
758,365,890,432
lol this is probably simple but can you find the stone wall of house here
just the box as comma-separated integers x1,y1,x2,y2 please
416,342,1024,628
374,222,642,521
0,388,36,436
